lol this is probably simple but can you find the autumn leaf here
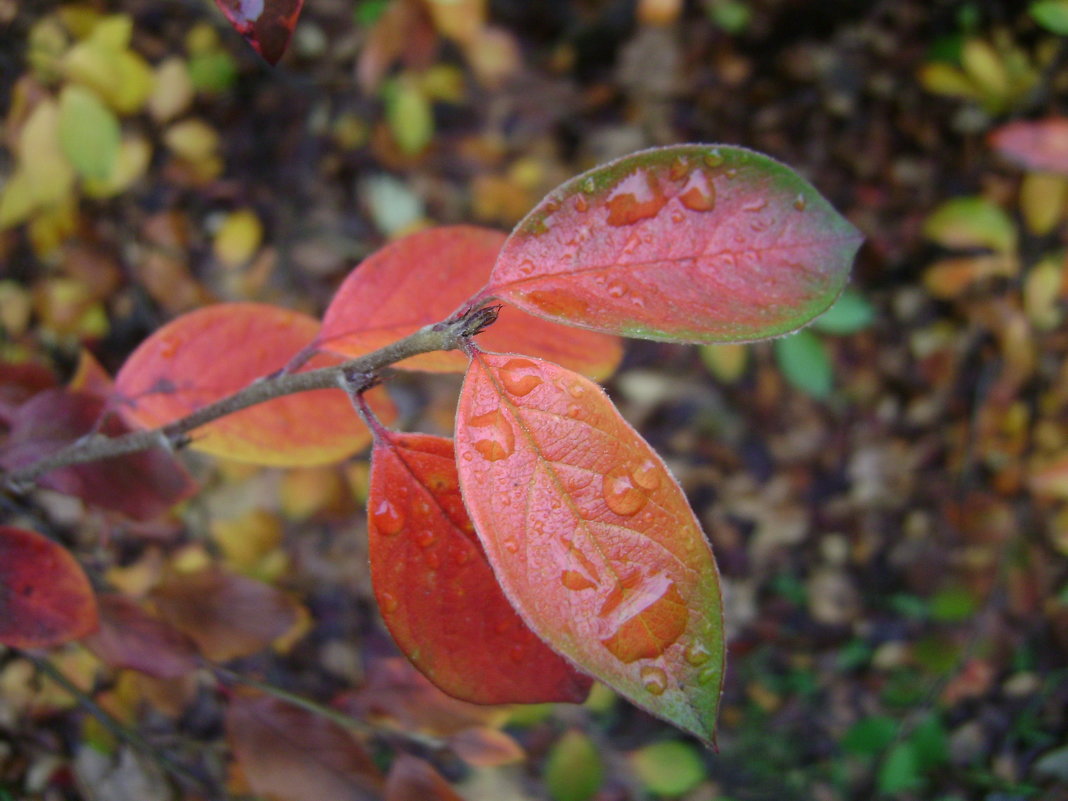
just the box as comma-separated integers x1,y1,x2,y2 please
384,754,464,801
0,525,98,649
481,144,862,344
82,594,199,679
990,117,1068,175
455,351,724,744
213,0,305,65
115,303,394,466
367,428,592,704
318,225,622,379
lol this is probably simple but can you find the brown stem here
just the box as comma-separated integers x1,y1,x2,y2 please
3,308,491,490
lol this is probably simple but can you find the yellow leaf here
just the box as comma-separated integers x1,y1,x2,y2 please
28,198,81,261
164,118,219,162
56,6,103,39
961,38,1010,101
148,57,194,123
919,62,981,100
19,99,75,210
110,50,155,114
464,26,520,89
213,208,264,268
83,135,152,199
64,39,124,101
63,19,153,115
385,76,433,155
211,509,284,574
1024,254,1065,330
699,343,749,383
87,14,133,50
27,17,70,83
423,0,485,45
0,171,38,230
1020,172,1068,236
279,466,346,520
0,281,33,337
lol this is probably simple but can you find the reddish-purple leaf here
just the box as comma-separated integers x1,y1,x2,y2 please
990,117,1068,175
82,594,199,679
214,0,305,65
368,429,591,704
318,225,622,379
481,144,863,344
0,525,98,649
384,755,464,801
0,389,196,520
455,351,724,744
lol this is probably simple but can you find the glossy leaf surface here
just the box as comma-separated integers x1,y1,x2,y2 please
455,351,724,743
115,303,393,466
318,225,621,379
990,117,1068,174
0,525,98,649
213,0,305,65
368,429,591,704
483,144,862,343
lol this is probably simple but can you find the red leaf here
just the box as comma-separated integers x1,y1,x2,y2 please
368,428,591,704
0,389,196,520
82,594,199,679
151,567,301,662
482,144,863,344
227,693,383,801
0,361,56,417
990,117,1068,175
318,226,622,379
385,755,464,801
455,351,724,744
115,303,394,467
214,0,305,65
0,525,98,649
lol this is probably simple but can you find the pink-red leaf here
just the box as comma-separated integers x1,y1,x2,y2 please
214,0,305,65
0,525,98,649
482,144,863,343
114,303,393,467
318,225,622,379
990,117,1068,175
368,429,591,704
456,351,724,744
0,388,196,520
82,594,199,679
384,755,464,801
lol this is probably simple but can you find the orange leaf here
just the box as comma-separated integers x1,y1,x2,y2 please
227,693,383,801
115,303,394,466
448,726,525,766
0,525,98,649
368,429,591,704
385,754,464,801
456,351,724,744
318,226,621,379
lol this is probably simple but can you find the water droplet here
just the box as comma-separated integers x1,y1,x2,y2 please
567,381,585,398
697,665,719,685
704,148,724,168
742,198,768,213
467,408,515,462
724,168,738,180
684,642,711,666
669,157,690,181
453,548,472,566
574,195,589,213
605,171,668,226
640,665,668,696
793,194,806,211
504,539,518,553
379,592,399,613
583,176,596,193
631,458,661,491
607,281,627,299
159,338,178,359
415,529,435,548
562,570,597,591
679,171,716,212
519,259,536,276
499,358,543,397
671,210,684,223
462,451,474,461
599,574,687,663
566,404,582,418
603,465,648,516
370,499,404,536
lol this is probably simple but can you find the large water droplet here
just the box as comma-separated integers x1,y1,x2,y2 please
631,458,661,492
793,193,807,211
599,573,687,663
704,148,724,168
379,592,399,614
669,156,690,181
603,465,648,516
370,498,404,536
684,641,711,666
574,195,589,213
640,665,668,696
467,408,515,461
607,281,627,299
605,172,668,226
561,570,597,591
679,171,716,212
499,358,543,397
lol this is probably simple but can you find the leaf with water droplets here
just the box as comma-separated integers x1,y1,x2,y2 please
114,303,394,466
213,0,305,65
455,351,724,744
482,144,862,344
318,226,621,380
368,428,591,704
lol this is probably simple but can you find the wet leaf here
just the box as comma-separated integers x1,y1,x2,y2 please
227,693,383,801
482,144,862,344
774,329,833,399
58,85,120,181
367,429,591,704
0,525,98,649
319,226,622,379
990,117,1068,175
384,754,463,801
0,388,196,520
151,567,302,661
213,0,306,65
82,594,198,679
456,351,724,744
629,740,707,796
115,303,394,466
544,729,603,801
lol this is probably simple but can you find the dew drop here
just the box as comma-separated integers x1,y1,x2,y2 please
607,281,627,299
453,548,472,566
697,665,719,685
793,193,807,211
574,195,589,213
669,157,690,181
742,198,768,213
605,172,668,226
640,665,668,696
462,451,474,461
603,465,648,516
684,642,711,666
504,539,518,553
414,529,435,548
159,338,179,359
379,592,399,614
370,498,404,536
583,176,596,193
519,259,536,276
724,168,738,180
678,171,716,212
499,358,543,397
671,210,684,223
566,404,582,418
599,575,687,663
631,458,661,491
704,148,724,168
561,570,597,591
467,408,515,461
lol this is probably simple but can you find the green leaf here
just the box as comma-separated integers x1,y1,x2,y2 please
910,714,949,772
58,85,120,181
1031,1,1068,34
385,76,433,155
923,196,1017,254
929,585,978,622
842,716,898,757
545,730,604,801
811,289,874,335
878,742,922,794
629,740,707,796
774,329,833,398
